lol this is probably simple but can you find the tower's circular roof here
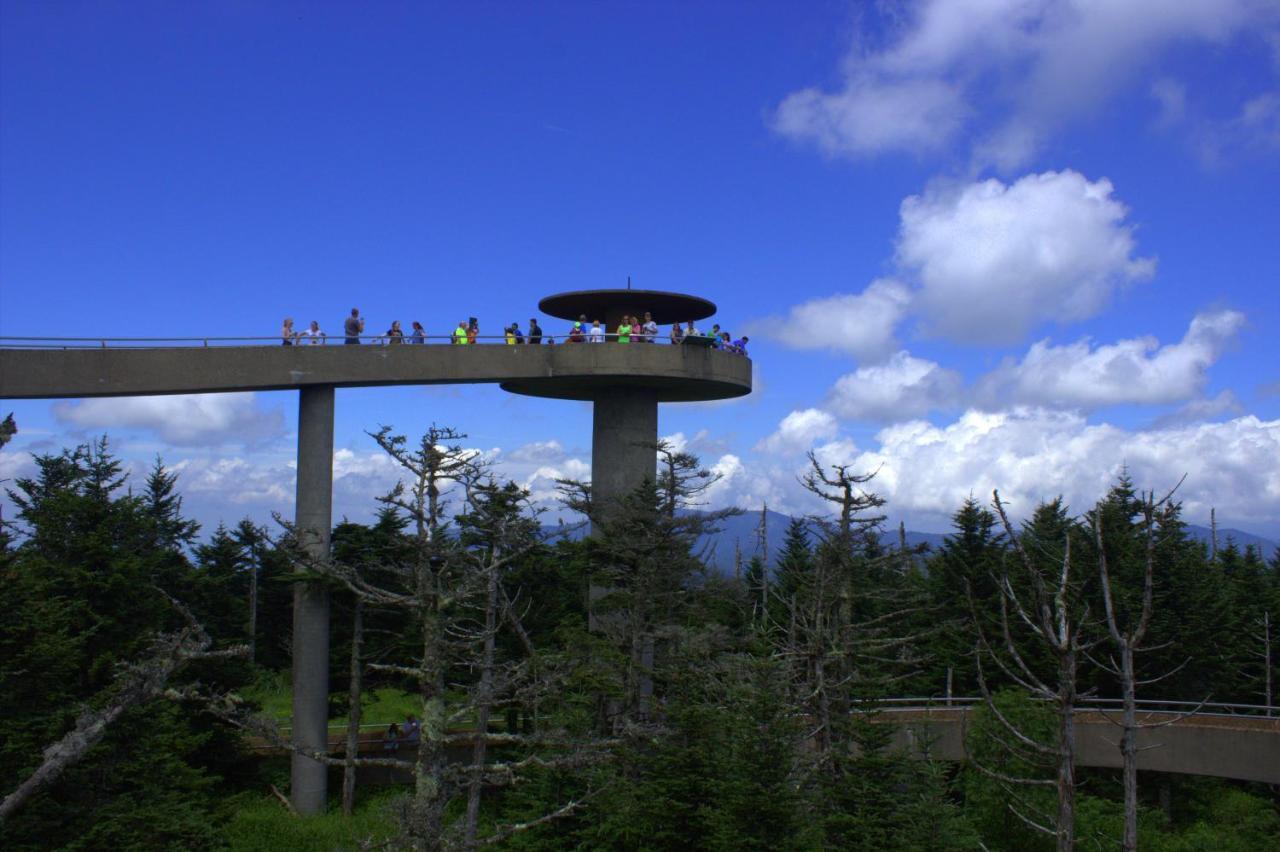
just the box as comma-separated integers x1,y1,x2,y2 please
538,289,716,325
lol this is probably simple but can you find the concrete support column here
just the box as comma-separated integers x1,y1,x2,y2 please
291,385,334,815
590,388,659,531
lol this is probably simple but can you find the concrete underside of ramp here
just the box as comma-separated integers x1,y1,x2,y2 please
884,708,1280,784
0,343,752,401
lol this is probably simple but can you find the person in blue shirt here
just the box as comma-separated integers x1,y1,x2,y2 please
403,714,421,748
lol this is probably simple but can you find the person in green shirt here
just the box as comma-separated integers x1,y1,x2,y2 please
453,321,469,344
616,316,632,343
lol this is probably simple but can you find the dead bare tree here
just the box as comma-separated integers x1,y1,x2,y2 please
755,503,769,618
1250,612,1274,715
342,595,364,816
0,595,246,822
369,424,475,544
801,451,885,541
453,477,547,847
280,425,604,850
232,519,267,665
653,438,723,520
1090,481,1189,852
777,454,928,770
969,491,1102,852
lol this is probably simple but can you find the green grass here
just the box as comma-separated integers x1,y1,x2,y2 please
240,669,420,727
221,790,402,851
241,670,294,719
343,686,421,727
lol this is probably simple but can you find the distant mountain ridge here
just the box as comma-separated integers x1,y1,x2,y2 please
695,509,1278,574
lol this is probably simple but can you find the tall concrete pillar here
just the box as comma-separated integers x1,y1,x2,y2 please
292,385,334,815
590,388,658,531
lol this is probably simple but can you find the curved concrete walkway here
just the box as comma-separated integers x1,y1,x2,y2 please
884,706,1280,784
0,338,752,814
0,342,752,401
247,705,1280,787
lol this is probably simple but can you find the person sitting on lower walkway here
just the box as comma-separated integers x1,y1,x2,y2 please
403,714,421,749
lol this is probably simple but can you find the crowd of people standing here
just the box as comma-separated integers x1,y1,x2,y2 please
279,308,748,355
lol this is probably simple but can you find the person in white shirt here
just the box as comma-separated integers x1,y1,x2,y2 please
588,320,604,343
299,320,326,344
641,312,658,343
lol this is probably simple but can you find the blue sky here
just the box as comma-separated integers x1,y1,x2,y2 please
3,1,1279,537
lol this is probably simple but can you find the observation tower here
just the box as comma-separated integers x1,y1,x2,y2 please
0,284,751,814
509,287,737,524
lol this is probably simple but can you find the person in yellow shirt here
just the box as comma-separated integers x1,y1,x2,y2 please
453,321,469,344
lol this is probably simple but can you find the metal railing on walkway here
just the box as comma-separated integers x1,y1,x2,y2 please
0,334,738,350
872,696,1278,719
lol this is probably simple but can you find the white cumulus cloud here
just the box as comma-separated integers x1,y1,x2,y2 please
975,309,1245,409
845,409,1280,532
52,393,286,447
751,278,910,361
755,408,840,454
1150,389,1246,429
897,170,1156,344
174,456,296,508
770,0,1273,168
773,76,968,157
827,350,963,421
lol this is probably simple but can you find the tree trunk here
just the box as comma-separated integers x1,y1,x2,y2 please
1119,641,1138,852
342,598,364,816
465,561,500,846
1056,651,1077,852
1263,612,1273,716
412,572,447,851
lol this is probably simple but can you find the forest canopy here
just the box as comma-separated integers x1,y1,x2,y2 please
1,431,1277,851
